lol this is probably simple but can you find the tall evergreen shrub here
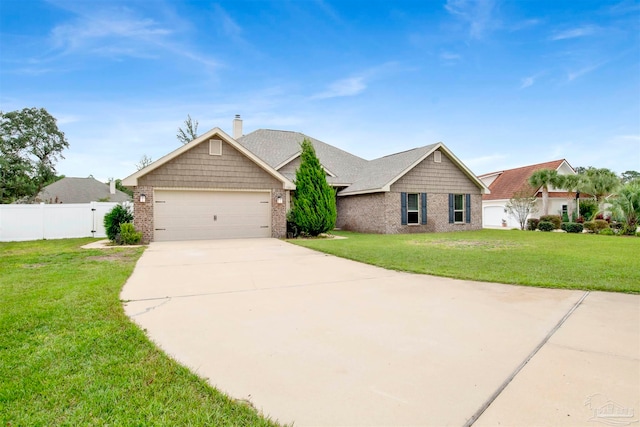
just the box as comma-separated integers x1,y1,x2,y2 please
289,139,337,236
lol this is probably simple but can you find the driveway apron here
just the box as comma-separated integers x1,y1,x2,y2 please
121,239,639,426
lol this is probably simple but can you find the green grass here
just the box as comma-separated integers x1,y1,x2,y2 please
291,230,640,293
0,238,279,426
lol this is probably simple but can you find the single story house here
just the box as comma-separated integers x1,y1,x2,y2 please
33,177,132,204
122,116,489,242
479,159,578,228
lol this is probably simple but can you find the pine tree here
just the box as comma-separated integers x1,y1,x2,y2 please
289,139,336,236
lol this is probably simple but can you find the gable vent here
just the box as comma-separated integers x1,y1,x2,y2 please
434,151,442,163
209,139,222,156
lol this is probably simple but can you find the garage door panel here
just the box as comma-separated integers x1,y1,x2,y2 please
154,190,271,241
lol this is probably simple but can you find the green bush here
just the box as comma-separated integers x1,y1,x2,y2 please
562,212,570,222
527,218,540,230
540,215,562,229
118,223,142,245
538,221,555,232
583,221,596,233
594,219,610,232
579,199,598,221
599,228,615,236
564,223,584,233
104,204,133,242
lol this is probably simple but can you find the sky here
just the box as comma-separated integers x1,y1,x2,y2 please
1,0,639,183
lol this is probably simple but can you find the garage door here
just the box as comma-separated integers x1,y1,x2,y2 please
154,190,271,241
483,206,504,228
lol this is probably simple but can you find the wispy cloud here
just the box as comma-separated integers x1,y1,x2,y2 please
310,62,400,100
311,76,367,100
567,62,603,81
520,72,544,89
550,25,597,41
440,52,462,62
444,0,499,39
213,4,244,43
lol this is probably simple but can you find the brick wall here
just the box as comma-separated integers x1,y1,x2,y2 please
133,185,154,243
337,192,483,234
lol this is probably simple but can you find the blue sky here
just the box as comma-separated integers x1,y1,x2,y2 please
1,0,639,182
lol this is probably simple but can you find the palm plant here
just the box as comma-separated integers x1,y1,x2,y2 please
580,167,620,214
528,169,561,216
610,180,640,235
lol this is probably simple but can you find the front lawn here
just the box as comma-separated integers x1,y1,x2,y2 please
0,238,279,426
291,230,639,293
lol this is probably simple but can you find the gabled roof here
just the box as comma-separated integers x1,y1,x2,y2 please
480,159,573,200
238,129,369,186
122,128,295,189
35,177,131,204
339,143,489,196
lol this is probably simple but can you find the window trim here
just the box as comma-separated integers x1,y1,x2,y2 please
453,194,465,223
407,193,419,225
209,139,222,156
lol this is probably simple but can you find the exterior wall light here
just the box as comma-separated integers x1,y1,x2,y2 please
140,194,146,203
276,195,283,204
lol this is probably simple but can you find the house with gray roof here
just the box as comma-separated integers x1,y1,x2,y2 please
35,177,132,204
123,116,489,242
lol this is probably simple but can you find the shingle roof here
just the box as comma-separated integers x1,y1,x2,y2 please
339,144,439,195
480,159,567,200
237,129,369,185
35,177,132,204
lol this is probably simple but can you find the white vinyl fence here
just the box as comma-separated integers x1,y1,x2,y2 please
0,202,130,242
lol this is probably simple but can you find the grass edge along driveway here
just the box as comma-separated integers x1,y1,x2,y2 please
291,230,639,294
0,238,281,426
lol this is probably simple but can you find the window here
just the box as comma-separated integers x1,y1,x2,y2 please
434,151,442,163
562,205,568,215
209,139,222,156
454,194,465,223
407,193,419,224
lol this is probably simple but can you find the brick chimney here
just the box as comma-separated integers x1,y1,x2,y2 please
233,114,243,139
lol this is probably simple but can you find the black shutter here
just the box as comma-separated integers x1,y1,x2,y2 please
465,194,471,223
421,193,427,225
448,193,454,223
401,192,407,225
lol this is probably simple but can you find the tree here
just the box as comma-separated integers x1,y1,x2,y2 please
136,154,153,171
505,188,539,230
610,181,640,235
580,167,620,213
528,169,561,216
621,170,640,185
0,107,69,203
177,114,199,145
288,139,336,236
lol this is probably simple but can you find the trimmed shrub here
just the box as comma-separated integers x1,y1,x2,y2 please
561,222,569,231
594,219,609,232
539,215,562,229
119,223,142,245
538,221,555,232
104,204,133,242
526,218,540,231
564,223,584,233
599,228,615,236
562,212,570,223
576,216,585,223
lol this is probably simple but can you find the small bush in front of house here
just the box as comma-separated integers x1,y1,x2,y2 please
119,223,142,245
527,218,540,230
562,212,570,223
104,204,134,242
594,219,610,232
564,223,584,233
583,221,597,233
538,221,555,232
599,228,615,236
540,215,562,229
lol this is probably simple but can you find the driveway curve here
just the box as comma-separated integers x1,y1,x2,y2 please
121,238,639,426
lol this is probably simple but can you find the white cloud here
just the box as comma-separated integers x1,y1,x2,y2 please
520,72,544,89
440,52,462,62
550,25,597,41
311,77,367,100
445,0,499,39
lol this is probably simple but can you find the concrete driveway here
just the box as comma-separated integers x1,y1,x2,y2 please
121,239,639,426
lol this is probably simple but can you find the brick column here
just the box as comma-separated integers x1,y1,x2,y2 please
271,189,287,238
133,186,154,243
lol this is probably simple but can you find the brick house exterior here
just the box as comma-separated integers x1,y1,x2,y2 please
123,118,488,242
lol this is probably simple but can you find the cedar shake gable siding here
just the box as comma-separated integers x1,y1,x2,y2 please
336,151,483,233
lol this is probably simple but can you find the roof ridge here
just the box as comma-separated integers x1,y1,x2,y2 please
482,159,566,176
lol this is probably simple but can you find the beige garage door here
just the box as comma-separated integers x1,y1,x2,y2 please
154,190,271,241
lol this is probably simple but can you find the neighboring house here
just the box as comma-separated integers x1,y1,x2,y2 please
122,116,489,242
479,159,577,228
34,177,132,204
